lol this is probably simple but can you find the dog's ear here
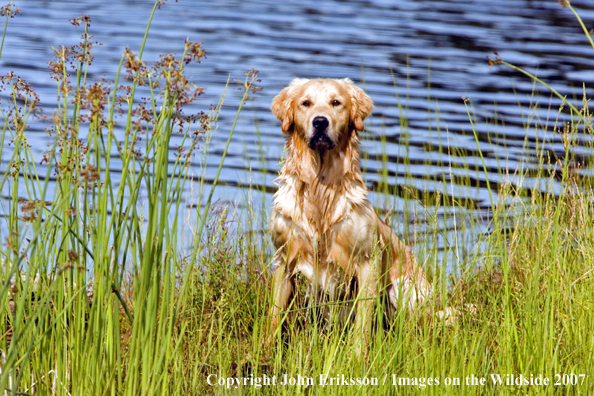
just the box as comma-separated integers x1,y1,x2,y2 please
271,78,308,134
271,86,293,133
342,78,373,131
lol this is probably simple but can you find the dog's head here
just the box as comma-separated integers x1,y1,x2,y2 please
271,78,373,153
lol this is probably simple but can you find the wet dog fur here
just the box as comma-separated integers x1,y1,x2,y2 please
267,78,435,353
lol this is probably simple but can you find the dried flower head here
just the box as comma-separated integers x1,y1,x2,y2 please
124,48,149,85
236,69,262,102
0,72,42,130
80,165,100,187
183,40,206,65
151,49,206,133
70,14,91,27
79,82,110,124
0,1,21,18
20,199,51,222
157,0,178,9
487,52,503,66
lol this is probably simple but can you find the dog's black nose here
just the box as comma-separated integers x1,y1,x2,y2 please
312,116,329,131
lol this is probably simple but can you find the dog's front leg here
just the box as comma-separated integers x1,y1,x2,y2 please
267,262,294,344
353,260,379,357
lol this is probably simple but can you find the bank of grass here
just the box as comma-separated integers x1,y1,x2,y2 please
1,0,594,395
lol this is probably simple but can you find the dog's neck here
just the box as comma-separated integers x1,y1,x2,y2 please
284,130,363,186
281,130,367,232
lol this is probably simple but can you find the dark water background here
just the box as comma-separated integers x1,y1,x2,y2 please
2,0,594,264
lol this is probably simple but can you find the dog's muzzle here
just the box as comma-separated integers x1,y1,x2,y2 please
309,116,335,151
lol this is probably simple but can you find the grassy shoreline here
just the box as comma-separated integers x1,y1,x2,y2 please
1,0,594,395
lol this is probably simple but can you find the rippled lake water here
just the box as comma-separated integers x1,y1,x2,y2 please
2,0,594,263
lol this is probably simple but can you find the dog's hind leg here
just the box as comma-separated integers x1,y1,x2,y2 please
387,271,471,324
385,235,432,314
387,275,430,313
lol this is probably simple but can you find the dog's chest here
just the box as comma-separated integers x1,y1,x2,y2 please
272,174,371,251
275,176,349,233
272,174,378,295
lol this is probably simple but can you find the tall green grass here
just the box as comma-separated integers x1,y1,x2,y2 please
1,1,593,395
0,1,258,394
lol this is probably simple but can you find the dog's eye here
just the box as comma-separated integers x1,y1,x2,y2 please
332,100,341,106
302,100,310,107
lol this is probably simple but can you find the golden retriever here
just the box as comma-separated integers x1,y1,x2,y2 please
267,78,434,353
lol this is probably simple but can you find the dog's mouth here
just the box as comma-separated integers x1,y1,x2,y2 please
308,116,336,152
308,131,335,152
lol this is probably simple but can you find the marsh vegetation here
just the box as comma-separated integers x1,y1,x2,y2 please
0,0,593,395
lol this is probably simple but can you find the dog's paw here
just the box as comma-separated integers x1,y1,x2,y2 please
463,303,478,315
435,307,458,325
435,303,477,325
